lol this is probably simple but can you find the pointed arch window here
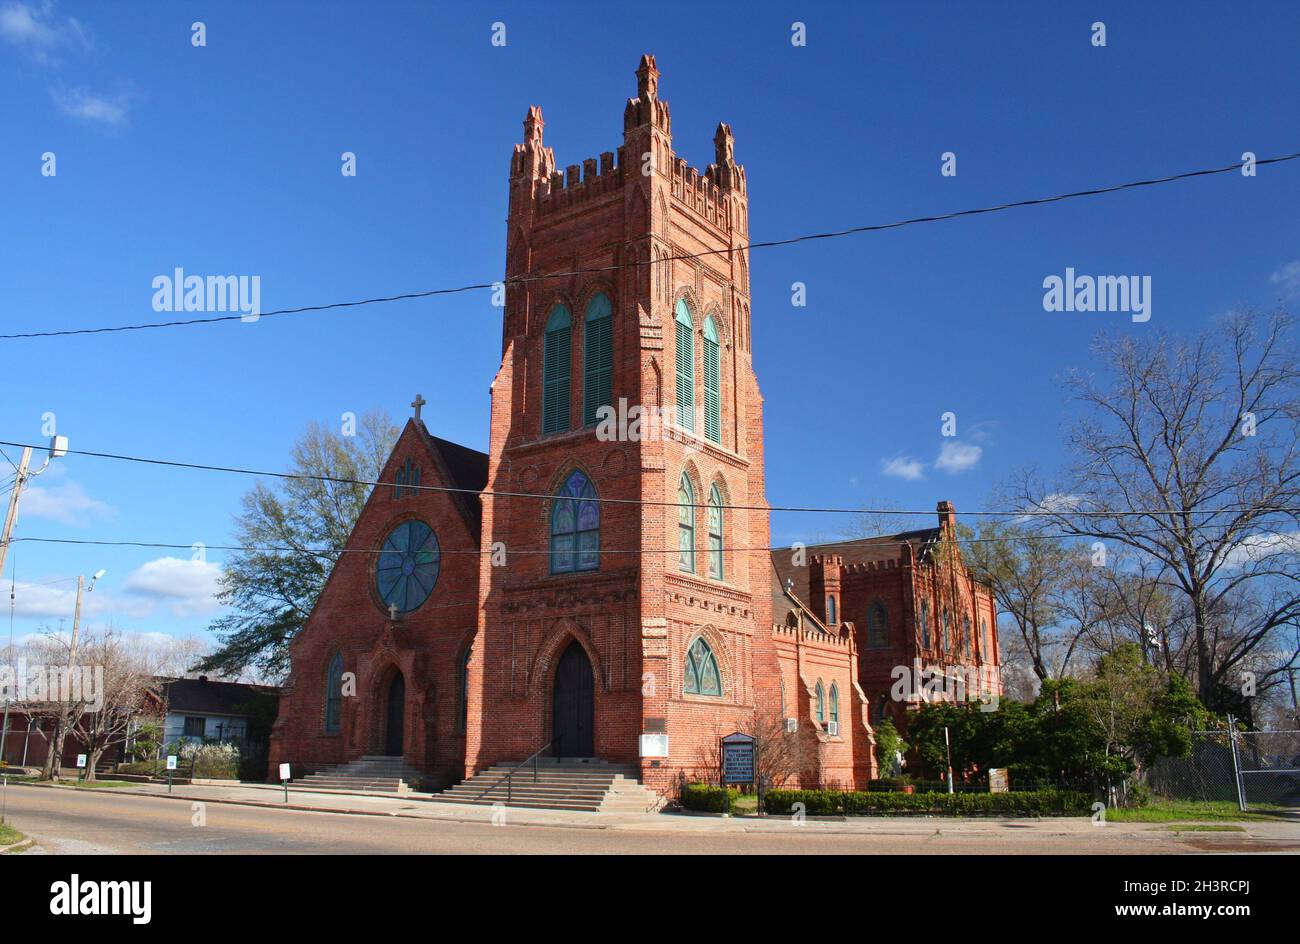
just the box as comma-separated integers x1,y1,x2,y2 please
683,637,722,696
582,293,613,427
542,304,572,435
550,470,599,573
963,616,973,659
674,299,695,433
920,600,931,649
868,599,889,647
873,692,889,723
393,458,420,499
815,680,826,723
829,683,840,725
457,647,471,732
827,595,838,625
324,652,343,733
678,473,695,573
703,315,721,443
981,618,991,659
942,610,952,654
707,484,724,579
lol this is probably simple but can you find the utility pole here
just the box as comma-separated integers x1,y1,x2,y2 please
1,436,68,771
0,447,33,769
46,569,102,780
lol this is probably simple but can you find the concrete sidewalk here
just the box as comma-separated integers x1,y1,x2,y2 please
15,779,1295,846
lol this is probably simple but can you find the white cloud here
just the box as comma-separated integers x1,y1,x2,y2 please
9,579,152,621
0,1,90,62
50,86,132,126
20,477,115,525
122,557,224,617
934,441,982,474
881,455,926,481
1219,531,1300,569
1269,260,1300,298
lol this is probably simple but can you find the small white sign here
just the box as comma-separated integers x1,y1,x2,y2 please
75,754,87,769
639,734,669,758
165,755,178,771
279,762,291,781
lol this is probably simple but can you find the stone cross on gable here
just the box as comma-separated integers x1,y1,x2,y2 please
410,393,427,422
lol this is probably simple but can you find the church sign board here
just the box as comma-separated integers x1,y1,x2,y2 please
988,768,1009,793
720,732,755,786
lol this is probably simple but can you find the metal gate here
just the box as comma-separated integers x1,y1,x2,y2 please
1149,726,1300,809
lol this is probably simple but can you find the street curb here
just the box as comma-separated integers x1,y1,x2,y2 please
0,836,34,853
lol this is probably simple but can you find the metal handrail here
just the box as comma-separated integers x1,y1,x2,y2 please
471,736,559,804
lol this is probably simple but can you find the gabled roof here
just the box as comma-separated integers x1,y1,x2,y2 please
156,677,279,716
770,528,940,614
411,420,489,542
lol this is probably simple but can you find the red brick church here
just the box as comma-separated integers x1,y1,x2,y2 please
268,56,1000,800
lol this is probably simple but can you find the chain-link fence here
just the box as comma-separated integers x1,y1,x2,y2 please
1149,728,1300,808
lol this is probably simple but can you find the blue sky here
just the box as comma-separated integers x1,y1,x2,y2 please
1,1,1297,656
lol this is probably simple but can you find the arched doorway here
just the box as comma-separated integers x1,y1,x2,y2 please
551,641,594,757
384,671,406,757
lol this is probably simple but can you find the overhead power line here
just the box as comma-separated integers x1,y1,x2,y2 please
0,438,1294,520
5,522,1240,558
3,149,1296,341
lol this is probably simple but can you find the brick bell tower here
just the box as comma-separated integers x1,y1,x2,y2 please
466,56,775,795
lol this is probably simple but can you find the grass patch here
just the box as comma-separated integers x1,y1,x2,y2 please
63,779,133,789
733,793,759,814
0,823,24,846
1106,800,1289,823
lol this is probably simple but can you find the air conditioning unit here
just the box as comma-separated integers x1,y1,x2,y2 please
785,717,798,734
827,721,840,736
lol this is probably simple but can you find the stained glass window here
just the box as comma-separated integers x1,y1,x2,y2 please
674,299,695,432
393,458,420,499
457,647,471,732
550,470,600,573
942,610,952,653
827,595,838,625
829,683,839,724
324,652,343,733
868,600,889,647
683,637,722,696
583,293,613,427
375,520,440,613
542,304,572,435
963,616,973,658
707,484,724,579
920,600,931,649
678,473,695,573
815,680,825,722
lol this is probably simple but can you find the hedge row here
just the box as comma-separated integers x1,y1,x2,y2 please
680,783,740,813
764,788,1091,817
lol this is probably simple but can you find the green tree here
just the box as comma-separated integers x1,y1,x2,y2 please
197,412,398,679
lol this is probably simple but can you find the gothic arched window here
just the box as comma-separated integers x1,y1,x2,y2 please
683,637,722,696
703,315,721,443
324,651,343,733
542,304,572,435
827,595,838,625
550,470,600,573
678,473,695,573
674,299,695,432
707,484,724,579
829,683,840,725
868,599,889,647
920,600,931,649
582,293,613,426
457,647,471,732
942,610,952,653
815,680,826,723
963,616,973,658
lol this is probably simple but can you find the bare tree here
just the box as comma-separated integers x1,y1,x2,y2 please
72,630,166,781
1019,310,1300,709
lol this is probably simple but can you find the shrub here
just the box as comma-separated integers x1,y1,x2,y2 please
764,788,1091,817
680,783,739,813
